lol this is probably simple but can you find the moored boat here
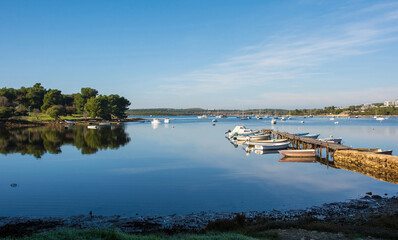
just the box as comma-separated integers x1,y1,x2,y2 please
151,119,161,124
320,137,342,144
234,134,270,141
295,132,309,136
355,148,393,155
302,133,320,139
246,138,289,145
228,125,257,138
164,118,170,124
278,149,316,157
87,125,98,129
254,142,290,150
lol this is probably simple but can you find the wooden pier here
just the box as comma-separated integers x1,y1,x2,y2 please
262,129,351,159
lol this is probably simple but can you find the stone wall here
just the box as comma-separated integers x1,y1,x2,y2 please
334,150,398,184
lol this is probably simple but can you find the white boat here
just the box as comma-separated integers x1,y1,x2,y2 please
164,118,170,124
320,137,342,144
212,119,217,122
376,117,385,121
228,125,256,138
256,115,263,119
234,134,270,141
302,133,320,139
254,142,290,150
87,125,98,129
300,121,304,123
151,119,161,124
197,115,208,119
271,119,277,124
246,138,289,146
330,117,335,120
334,121,339,124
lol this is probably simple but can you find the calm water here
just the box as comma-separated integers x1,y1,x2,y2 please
0,116,397,217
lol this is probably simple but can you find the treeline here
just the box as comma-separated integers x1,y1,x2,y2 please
129,105,398,116
127,108,288,116
290,105,398,116
0,83,130,120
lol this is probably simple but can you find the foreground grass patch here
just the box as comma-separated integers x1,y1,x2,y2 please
0,228,264,240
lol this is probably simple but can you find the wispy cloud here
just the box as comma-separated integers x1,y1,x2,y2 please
150,2,398,108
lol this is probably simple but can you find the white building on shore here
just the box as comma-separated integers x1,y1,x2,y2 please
384,100,396,107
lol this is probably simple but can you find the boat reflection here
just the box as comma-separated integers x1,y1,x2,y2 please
279,157,317,163
0,125,130,158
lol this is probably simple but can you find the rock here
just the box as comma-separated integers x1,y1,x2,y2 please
366,192,372,195
371,195,382,199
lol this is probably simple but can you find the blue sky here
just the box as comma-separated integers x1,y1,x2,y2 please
1,0,398,109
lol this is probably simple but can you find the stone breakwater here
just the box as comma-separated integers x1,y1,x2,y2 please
334,150,398,184
1,195,397,236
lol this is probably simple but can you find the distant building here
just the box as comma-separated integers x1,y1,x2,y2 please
361,104,375,110
384,101,395,107
395,99,398,106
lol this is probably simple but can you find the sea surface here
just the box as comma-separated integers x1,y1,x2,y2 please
0,116,397,217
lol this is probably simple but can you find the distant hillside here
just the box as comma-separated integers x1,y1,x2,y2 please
127,108,288,116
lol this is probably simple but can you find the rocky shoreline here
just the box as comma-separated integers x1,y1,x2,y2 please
1,194,397,238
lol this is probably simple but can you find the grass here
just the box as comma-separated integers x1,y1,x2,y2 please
21,113,90,122
205,213,398,239
0,228,266,240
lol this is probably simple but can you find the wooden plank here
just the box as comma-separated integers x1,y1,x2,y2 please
263,129,352,151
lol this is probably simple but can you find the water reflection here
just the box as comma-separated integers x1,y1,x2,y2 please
320,157,398,184
279,157,317,163
0,125,130,158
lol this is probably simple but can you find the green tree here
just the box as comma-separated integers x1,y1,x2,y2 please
96,95,111,120
41,89,63,112
15,87,29,107
84,97,101,118
107,94,131,119
46,105,65,120
26,83,46,110
0,107,14,119
81,88,98,101
73,93,85,114
0,87,17,103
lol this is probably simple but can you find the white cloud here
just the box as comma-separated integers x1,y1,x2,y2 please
146,2,398,108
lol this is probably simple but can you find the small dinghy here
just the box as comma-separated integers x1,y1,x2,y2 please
295,133,309,136
234,134,270,141
302,133,320,139
355,148,393,155
254,142,290,150
278,149,316,157
320,137,342,144
246,138,289,146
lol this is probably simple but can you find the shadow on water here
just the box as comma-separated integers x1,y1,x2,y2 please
0,125,130,158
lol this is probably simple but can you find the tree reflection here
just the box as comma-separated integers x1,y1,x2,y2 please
0,126,130,158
